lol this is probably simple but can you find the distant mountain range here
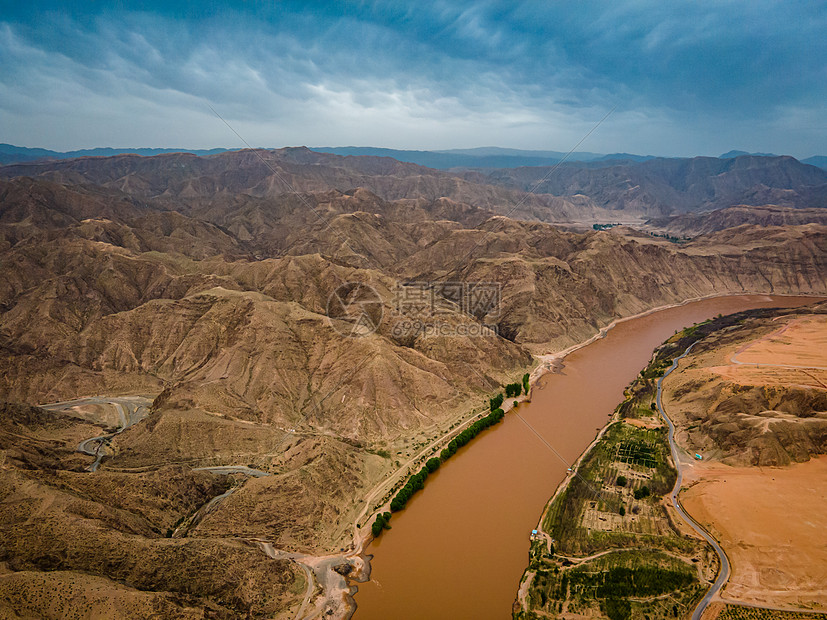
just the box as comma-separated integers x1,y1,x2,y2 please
4,142,824,171
718,150,826,170
803,155,827,169
308,146,658,168
0,143,229,166
466,154,827,215
3,146,826,223
719,150,778,158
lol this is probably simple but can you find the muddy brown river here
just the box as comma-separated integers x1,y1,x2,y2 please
353,295,822,620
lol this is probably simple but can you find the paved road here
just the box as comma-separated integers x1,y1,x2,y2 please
41,396,152,472
193,465,271,477
656,344,730,620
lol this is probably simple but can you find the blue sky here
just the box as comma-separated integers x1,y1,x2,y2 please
1,1,825,157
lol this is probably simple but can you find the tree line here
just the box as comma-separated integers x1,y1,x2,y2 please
371,373,532,537
387,406,506,514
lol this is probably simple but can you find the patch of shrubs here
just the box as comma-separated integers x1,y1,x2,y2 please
505,382,522,398
371,512,392,537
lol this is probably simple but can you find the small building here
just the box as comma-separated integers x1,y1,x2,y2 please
694,453,703,460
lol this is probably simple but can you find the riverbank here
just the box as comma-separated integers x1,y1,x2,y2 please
286,294,824,619
530,290,812,377
353,295,823,620
359,292,825,550
515,324,729,619
515,300,827,620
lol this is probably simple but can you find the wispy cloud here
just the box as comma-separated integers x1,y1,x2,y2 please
1,1,824,156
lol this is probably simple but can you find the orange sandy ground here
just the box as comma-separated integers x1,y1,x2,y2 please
681,457,827,611
708,316,827,388
736,317,827,368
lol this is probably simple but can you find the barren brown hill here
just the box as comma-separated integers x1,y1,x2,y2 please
1,170,825,435
0,148,607,224
663,306,827,466
470,154,827,217
399,223,827,348
1,152,827,617
645,205,827,237
0,402,307,617
0,177,245,258
7,150,827,226
659,305,827,610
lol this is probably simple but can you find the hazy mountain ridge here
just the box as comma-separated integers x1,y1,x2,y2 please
4,142,824,172
5,148,827,225
803,155,827,170
0,143,656,169
0,148,611,224
0,143,230,165
470,155,827,216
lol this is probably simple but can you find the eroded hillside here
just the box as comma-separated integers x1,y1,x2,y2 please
656,305,827,611
1,150,826,616
663,307,827,466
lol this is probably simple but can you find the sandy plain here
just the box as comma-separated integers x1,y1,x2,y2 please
675,312,827,611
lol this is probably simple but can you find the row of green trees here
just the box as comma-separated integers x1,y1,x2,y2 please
374,373,531,535
523,372,530,394
388,406,507,514
439,407,505,461
389,463,431,512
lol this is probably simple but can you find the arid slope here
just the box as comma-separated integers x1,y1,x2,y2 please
662,305,827,610
1,151,826,617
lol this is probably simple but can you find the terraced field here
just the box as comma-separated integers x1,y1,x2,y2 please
514,335,723,620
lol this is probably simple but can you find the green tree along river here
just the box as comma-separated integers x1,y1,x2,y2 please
353,296,822,620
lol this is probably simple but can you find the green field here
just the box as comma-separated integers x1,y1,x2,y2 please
540,421,680,557
516,307,825,620
515,322,733,620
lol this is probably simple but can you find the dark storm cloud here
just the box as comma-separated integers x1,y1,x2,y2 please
0,1,824,156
